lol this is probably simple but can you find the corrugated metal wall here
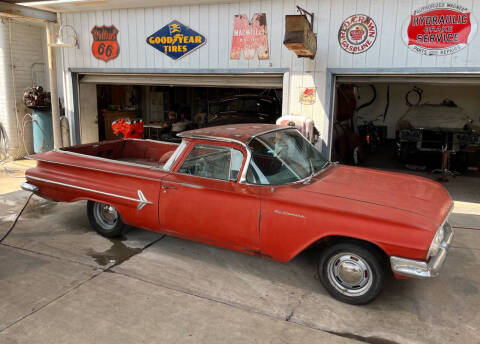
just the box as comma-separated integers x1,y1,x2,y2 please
0,19,47,158
58,0,480,151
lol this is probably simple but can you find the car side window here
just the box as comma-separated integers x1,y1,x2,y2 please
177,144,244,181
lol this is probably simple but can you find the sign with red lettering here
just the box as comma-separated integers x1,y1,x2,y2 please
91,25,119,62
402,3,477,56
338,14,377,54
230,13,269,60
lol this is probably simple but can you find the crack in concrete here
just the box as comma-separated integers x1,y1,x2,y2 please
0,242,97,268
0,234,166,334
0,268,104,333
114,271,387,344
324,330,401,344
285,291,309,322
0,233,409,344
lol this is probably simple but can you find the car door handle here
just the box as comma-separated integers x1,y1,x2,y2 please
161,184,177,190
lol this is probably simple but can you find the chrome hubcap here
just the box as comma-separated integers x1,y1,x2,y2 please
327,253,373,296
93,202,118,231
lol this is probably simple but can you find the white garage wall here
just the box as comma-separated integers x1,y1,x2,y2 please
0,18,48,158
58,0,480,152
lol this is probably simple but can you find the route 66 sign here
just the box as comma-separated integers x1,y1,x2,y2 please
91,25,120,62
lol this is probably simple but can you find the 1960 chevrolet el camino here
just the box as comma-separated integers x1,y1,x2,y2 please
22,124,454,304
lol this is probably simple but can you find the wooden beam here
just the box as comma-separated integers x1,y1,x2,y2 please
0,2,57,22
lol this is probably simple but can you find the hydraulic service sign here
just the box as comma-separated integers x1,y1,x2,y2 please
402,3,477,56
146,20,206,60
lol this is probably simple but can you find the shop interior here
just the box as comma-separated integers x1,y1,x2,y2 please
332,80,480,178
95,84,282,143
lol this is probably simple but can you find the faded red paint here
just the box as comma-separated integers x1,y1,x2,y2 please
230,13,269,60
25,124,453,271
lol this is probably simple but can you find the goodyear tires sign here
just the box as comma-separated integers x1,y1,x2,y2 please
147,20,206,60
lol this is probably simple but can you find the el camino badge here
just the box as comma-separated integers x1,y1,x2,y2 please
146,20,206,60
274,210,306,219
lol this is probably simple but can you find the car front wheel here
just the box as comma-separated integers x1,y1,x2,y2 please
318,242,385,305
87,201,125,238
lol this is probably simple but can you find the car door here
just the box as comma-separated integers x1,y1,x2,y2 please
159,141,261,252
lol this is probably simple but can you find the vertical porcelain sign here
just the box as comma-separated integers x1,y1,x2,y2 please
402,3,477,56
230,13,269,60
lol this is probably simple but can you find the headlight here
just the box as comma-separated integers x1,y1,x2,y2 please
427,225,445,260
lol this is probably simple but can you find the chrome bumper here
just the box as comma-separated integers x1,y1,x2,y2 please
390,222,454,278
21,182,38,193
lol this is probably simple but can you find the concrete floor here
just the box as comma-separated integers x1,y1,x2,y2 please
0,160,36,195
0,185,479,343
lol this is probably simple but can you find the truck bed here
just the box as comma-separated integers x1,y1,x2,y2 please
61,139,178,169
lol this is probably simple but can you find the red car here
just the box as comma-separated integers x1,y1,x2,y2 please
22,124,454,305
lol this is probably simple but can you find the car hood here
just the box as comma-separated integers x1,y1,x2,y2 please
305,165,453,226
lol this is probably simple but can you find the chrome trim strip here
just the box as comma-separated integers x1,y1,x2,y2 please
178,133,247,147
125,138,180,145
27,176,152,210
163,140,188,172
178,182,204,189
161,180,204,189
31,158,162,182
390,222,454,278
53,139,179,171
54,149,161,170
247,127,291,144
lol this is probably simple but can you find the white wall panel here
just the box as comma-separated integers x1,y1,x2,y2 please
59,1,480,71
58,0,480,151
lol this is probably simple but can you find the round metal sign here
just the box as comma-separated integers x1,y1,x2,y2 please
338,14,377,54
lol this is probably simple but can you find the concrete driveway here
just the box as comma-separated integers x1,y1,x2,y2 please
0,190,479,344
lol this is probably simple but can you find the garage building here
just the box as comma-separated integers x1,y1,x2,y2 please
16,0,480,177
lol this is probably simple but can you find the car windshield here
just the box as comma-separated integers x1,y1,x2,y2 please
246,129,329,185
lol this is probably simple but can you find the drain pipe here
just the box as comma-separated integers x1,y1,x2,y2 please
46,22,62,149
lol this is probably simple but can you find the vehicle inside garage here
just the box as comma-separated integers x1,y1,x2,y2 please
332,77,480,179
77,74,283,144
95,84,282,143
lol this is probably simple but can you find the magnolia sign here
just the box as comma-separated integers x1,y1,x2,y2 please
402,3,477,56
230,13,269,60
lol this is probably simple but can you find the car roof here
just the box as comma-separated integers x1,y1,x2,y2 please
178,123,285,144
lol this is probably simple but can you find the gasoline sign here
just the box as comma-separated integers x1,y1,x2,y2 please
147,20,206,60
91,25,120,62
402,3,477,56
338,14,377,54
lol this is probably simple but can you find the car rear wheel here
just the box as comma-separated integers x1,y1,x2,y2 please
318,242,385,305
87,201,125,238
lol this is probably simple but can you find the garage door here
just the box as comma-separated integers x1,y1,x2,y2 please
79,73,283,88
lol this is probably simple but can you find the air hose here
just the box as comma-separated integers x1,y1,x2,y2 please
0,192,34,243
